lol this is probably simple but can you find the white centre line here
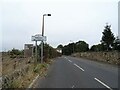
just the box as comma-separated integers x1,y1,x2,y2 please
64,57,68,59
72,85,74,88
74,63,84,72
64,57,72,63
94,78,113,90
68,60,72,62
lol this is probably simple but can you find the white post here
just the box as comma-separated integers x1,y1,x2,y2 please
41,41,43,63
35,41,37,62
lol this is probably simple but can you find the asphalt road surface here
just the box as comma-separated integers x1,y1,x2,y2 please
35,56,119,89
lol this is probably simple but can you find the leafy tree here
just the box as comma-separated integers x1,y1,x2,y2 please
101,24,115,51
57,44,63,49
62,44,73,55
90,45,96,51
38,43,61,62
90,44,105,51
62,41,89,55
57,44,63,54
112,36,120,51
75,41,89,52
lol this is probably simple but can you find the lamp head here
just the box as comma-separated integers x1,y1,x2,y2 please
47,14,51,16
44,14,51,16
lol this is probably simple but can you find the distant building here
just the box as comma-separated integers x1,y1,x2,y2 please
24,44,33,58
56,48,62,53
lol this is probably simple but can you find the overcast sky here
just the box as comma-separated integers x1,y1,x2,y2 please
0,0,119,51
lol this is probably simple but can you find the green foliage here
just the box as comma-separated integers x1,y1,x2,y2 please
62,41,89,55
75,41,89,52
90,44,105,51
62,45,72,55
57,44,63,49
37,43,61,62
112,36,120,51
90,37,120,52
9,48,24,58
10,80,20,88
101,24,115,50
2,76,20,88
33,64,40,73
90,25,119,51
10,48,23,55
33,63,48,73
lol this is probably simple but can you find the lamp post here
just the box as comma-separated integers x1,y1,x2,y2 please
41,14,51,63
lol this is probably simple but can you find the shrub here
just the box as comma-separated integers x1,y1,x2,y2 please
33,63,48,73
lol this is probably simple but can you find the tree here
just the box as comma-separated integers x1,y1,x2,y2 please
90,44,105,51
90,45,96,51
62,44,73,55
38,43,61,62
62,40,89,55
57,44,63,49
101,24,115,51
75,41,89,52
112,36,120,51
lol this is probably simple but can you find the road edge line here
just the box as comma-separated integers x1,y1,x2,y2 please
28,74,39,88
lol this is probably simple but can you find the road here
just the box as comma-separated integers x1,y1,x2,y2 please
35,56,119,89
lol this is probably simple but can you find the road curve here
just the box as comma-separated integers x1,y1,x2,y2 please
35,56,119,89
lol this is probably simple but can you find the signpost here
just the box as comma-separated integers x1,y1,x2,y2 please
31,34,47,63
32,34,47,41
32,13,51,63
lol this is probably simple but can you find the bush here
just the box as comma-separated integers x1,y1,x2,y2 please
10,55,16,58
10,80,20,88
9,48,24,58
33,63,48,73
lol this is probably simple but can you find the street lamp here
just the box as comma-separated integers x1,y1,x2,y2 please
41,14,51,63
42,14,51,36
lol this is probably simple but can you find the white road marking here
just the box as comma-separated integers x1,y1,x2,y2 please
64,57,67,59
68,60,72,62
64,57,72,62
74,63,84,72
72,85,74,88
28,74,39,88
94,78,113,90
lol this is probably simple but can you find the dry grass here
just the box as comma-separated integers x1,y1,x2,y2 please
2,53,36,88
2,53,30,75
2,52,53,88
18,65,37,88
